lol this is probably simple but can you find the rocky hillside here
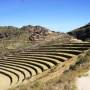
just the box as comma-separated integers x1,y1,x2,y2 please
68,23,90,41
0,25,75,46
0,25,51,49
0,25,81,56
0,25,49,41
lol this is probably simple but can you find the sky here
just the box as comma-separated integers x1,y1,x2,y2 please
0,0,90,32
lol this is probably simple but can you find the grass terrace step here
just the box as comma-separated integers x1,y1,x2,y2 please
0,68,19,87
0,72,12,90
2,56,53,69
0,64,32,79
0,60,43,74
0,66,24,85
20,54,71,60
2,57,55,68
19,52,78,57
17,54,71,59
29,56,67,62
1,59,49,71
23,56,64,63
6,52,75,60
16,55,68,62
43,44,90,47
19,50,82,55
10,58,54,68
18,58,59,66
0,64,30,80
66,42,90,44
0,62,37,76
12,58,54,68
50,53,76,57
45,43,90,46
40,47,90,50
5,53,75,60
17,56,62,64
22,49,83,52
17,53,75,61
7,55,67,61
27,53,76,58
56,50,83,54
4,56,61,65
39,46,90,50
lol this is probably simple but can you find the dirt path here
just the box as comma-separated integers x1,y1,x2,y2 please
76,70,90,90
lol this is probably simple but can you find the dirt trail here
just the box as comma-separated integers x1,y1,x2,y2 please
76,70,90,90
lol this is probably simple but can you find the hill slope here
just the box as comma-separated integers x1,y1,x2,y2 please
0,25,80,56
68,23,90,41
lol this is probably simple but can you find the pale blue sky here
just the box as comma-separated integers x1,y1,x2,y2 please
0,0,90,32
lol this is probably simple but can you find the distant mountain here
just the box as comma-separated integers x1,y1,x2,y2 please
68,23,90,41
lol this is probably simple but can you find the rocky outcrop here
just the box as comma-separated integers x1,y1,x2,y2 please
20,25,49,41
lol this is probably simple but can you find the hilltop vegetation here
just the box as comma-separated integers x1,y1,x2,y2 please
68,23,90,41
